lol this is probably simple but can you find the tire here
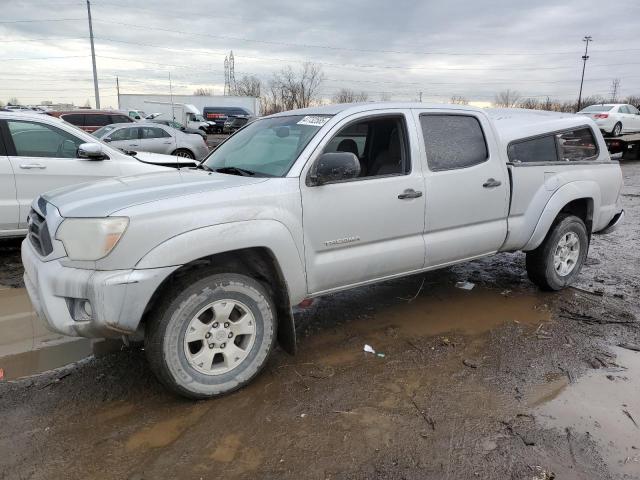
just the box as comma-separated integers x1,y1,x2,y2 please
172,148,195,159
525,214,589,291
611,122,622,137
145,272,277,399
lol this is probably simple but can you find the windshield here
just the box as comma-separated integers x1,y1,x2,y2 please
580,105,613,113
92,125,116,138
195,114,206,122
202,115,331,177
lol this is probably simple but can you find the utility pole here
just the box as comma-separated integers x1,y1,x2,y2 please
86,0,100,109
419,91,423,102
577,35,592,112
169,72,175,121
116,76,120,109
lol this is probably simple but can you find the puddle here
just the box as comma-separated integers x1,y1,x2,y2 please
535,347,640,477
0,286,119,380
304,286,550,366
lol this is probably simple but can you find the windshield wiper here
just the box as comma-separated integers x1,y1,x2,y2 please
213,166,256,176
196,163,213,172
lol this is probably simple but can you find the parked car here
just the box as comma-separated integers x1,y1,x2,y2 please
150,118,208,140
578,103,640,136
203,106,253,133
23,103,623,399
92,122,209,160
0,112,196,238
223,115,251,134
123,109,148,121
47,110,135,133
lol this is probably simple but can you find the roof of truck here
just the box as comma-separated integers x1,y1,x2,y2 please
268,103,594,145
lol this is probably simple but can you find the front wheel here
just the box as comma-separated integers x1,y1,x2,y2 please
525,214,589,291
145,272,277,399
172,148,195,159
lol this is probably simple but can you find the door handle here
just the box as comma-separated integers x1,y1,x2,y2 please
129,144,139,147
19,163,47,170
483,178,502,188
398,188,423,199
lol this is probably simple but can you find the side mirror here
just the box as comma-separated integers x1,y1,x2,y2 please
77,142,106,160
103,137,112,143
308,152,361,186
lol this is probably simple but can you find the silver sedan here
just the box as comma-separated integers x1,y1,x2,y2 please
93,122,210,160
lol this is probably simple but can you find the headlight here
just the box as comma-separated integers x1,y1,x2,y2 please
56,217,129,261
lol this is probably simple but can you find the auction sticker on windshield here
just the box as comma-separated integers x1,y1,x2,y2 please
297,115,331,127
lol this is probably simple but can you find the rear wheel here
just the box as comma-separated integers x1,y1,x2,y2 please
172,148,195,159
611,122,622,137
145,272,277,399
525,214,589,291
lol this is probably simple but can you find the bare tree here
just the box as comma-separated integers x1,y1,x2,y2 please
193,88,213,96
235,75,261,97
609,78,621,103
332,88,369,104
493,89,521,108
519,98,540,110
261,62,325,115
449,95,469,105
624,95,640,108
7,97,19,106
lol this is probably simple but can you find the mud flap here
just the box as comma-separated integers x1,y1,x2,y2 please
276,305,296,355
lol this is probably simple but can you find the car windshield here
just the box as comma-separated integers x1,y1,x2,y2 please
195,114,206,122
580,105,614,113
202,115,331,177
93,125,116,138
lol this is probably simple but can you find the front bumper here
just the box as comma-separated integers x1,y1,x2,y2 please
22,240,178,338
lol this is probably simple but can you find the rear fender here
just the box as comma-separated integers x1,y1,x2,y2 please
523,181,600,251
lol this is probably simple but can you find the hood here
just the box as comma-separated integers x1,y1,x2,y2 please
43,169,268,218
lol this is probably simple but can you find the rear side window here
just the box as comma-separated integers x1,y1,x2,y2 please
83,114,112,127
508,136,557,163
619,105,630,114
420,115,488,171
61,114,85,126
141,127,171,139
112,115,133,123
557,128,598,161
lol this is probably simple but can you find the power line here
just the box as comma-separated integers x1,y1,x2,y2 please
0,18,83,24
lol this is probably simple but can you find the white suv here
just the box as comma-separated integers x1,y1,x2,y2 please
0,112,194,237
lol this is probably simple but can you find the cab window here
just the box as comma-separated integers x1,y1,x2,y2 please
420,114,488,171
323,116,410,178
508,136,557,163
6,120,84,158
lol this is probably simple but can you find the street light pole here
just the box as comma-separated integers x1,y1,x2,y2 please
577,35,592,112
86,0,100,109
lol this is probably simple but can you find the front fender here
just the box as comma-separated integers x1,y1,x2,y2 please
523,181,600,251
135,220,307,304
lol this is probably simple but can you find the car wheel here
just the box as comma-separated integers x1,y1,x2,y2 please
612,122,622,137
172,148,195,159
525,214,589,291
145,272,277,399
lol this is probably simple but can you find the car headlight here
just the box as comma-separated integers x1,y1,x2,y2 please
56,217,129,260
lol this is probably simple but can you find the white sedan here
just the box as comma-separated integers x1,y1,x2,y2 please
578,103,640,136
0,112,196,238
93,122,210,160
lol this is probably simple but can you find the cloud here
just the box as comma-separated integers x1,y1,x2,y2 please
1,0,639,107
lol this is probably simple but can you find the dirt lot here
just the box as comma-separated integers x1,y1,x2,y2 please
1,163,639,480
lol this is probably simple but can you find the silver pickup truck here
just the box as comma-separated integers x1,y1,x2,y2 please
22,103,624,398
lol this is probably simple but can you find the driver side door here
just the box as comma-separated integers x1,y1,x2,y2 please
2,119,122,228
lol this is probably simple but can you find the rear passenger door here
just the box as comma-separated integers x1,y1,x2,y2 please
415,111,509,267
104,126,140,151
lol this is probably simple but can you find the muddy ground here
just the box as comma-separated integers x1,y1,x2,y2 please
1,163,640,479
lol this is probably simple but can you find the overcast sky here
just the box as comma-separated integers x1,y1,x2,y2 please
1,0,639,108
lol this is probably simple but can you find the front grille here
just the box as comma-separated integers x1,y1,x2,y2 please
28,209,53,256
